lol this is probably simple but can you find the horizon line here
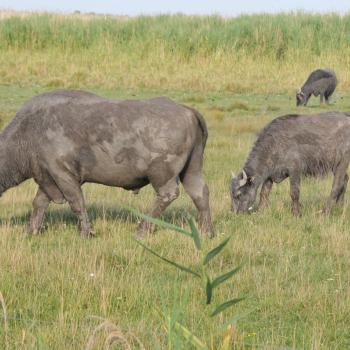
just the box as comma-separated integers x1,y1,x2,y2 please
0,8,349,18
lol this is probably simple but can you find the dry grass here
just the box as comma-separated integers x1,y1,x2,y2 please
85,317,145,350
1,49,350,94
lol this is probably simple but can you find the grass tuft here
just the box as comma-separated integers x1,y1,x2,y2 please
85,317,145,350
0,291,9,350
226,101,250,111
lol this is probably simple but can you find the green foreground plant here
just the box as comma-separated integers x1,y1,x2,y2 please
127,206,245,349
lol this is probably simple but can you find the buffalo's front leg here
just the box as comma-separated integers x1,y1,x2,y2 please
289,173,301,217
135,177,179,239
258,178,273,209
320,94,325,104
27,188,50,235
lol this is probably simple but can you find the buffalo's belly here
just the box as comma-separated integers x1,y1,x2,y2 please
85,173,149,190
85,165,148,189
81,146,150,188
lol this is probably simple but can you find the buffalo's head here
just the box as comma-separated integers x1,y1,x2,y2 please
296,88,306,106
230,169,258,214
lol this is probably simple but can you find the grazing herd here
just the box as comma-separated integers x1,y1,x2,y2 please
0,68,344,238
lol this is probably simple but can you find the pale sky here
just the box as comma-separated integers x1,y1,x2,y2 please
1,0,350,16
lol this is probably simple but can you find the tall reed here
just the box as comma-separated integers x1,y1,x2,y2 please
1,11,350,93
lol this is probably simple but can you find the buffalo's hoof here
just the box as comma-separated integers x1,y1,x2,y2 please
292,210,302,217
135,221,155,240
205,232,215,239
321,207,330,215
80,230,96,238
202,226,215,239
258,200,270,210
26,226,40,236
134,226,153,241
133,230,147,241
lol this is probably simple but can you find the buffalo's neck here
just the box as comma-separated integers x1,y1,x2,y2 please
301,84,313,98
0,133,30,194
244,153,273,188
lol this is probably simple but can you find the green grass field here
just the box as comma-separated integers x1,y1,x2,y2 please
1,11,350,350
1,85,350,349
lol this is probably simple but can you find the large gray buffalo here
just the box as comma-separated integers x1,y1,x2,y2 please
0,90,214,238
231,112,350,216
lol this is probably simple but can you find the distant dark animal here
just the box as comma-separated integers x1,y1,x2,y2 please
231,112,350,216
296,69,337,106
0,90,214,238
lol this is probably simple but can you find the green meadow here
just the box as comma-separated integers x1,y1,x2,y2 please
0,11,350,350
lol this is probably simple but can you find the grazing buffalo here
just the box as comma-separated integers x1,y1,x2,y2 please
231,112,350,216
296,69,337,106
0,90,214,238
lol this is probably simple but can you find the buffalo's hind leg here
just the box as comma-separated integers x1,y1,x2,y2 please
323,164,349,214
27,188,50,235
336,173,348,205
135,177,180,239
180,153,214,238
181,173,214,237
51,172,93,237
325,94,330,105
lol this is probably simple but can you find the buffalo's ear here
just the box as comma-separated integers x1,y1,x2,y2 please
296,88,305,98
247,175,255,185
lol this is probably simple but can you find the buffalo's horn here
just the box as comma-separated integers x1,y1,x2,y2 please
297,87,301,94
231,171,235,179
239,170,248,187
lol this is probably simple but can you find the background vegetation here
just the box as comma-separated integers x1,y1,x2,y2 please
1,11,350,92
0,10,350,350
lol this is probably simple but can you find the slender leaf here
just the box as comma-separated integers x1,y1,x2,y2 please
36,334,50,350
203,236,231,265
169,318,209,350
188,217,201,250
211,266,241,289
210,298,245,317
135,240,201,278
221,324,235,350
123,205,192,237
205,275,212,305
220,309,255,331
